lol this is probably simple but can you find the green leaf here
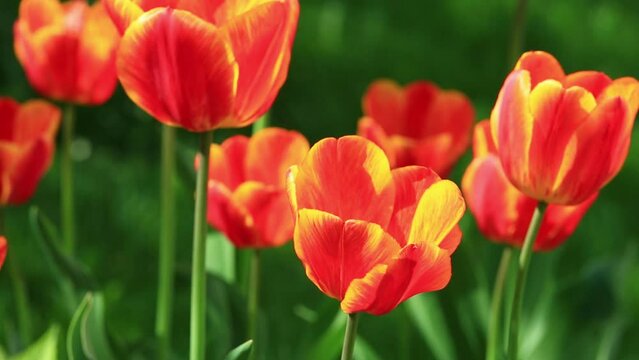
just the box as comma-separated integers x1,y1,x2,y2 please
29,207,97,290
10,325,59,360
67,293,116,360
406,294,456,360
224,340,253,360
306,312,346,360
206,231,236,284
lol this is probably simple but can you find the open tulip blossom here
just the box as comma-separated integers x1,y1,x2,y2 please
14,0,120,105
0,97,60,205
358,79,474,176
491,51,639,206
106,0,299,132
287,135,465,315
462,120,597,251
205,127,309,248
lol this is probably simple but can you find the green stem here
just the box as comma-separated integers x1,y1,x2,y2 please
189,131,213,360
507,203,547,360
0,208,32,346
487,247,513,360
61,104,76,255
508,0,530,66
340,313,360,360
251,113,269,133
156,125,177,360
247,249,261,360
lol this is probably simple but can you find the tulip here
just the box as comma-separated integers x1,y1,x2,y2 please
206,127,309,248
0,236,6,270
358,79,474,176
105,0,299,132
0,97,61,205
288,135,465,315
462,120,597,251
491,51,639,205
14,0,120,105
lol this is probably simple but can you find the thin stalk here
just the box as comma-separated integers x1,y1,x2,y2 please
508,0,530,65
0,209,32,345
507,203,547,360
251,113,269,133
61,104,76,254
156,125,177,360
340,313,360,360
487,247,513,360
189,131,213,360
247,249,261,360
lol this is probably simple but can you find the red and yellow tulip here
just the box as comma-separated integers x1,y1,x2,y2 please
105,0,299,132
204,127,309,248
0,236,6,270
0,97,60,205
491,51,639,205
14,0,120,105
287,136,465,315
358,79,474,176
462,121,596,251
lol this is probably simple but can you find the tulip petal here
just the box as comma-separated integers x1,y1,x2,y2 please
207,181,255,247
208,135,248,190
245,128,309,188
408,179,465,248
388,166,440,246
291,136,395,226
357,116,397,167
536,193,597,251
515,51,565,87
471,120,497,158
564,71,612,98
341,243,450,315
293,209,400,300
17,0,64,33
362,80,406,136
0,236,6,270
117,8,237,132
402,81,439,136
220,0,297,124
103,0,144,34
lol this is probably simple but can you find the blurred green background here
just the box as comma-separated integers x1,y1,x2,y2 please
2,0,639,359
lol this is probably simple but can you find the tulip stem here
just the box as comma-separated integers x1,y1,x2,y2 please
61,103,76,255
0,208,32,346
341,313,360,360
508,0,529,65
487,247,513,360
252,113,269,133
247,249,261,360
190,131,213,360
507,203,547,360
156,125,177,360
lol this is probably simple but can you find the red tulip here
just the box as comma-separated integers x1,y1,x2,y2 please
14,0,120,105
204,128,309,248
0,236,6,270
0,97,60,205
462,121,596,251
358,79,474,176
491,51,639,205
105,0,299,132
287,136,465,315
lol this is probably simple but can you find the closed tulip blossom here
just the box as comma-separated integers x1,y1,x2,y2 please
14,0,120,105
358,79,474,176
463,121,597,251
0,236,6,270
287,136,465,315
105,0,299,132
491,51,639,205
0,98,60,205
204,128,309,248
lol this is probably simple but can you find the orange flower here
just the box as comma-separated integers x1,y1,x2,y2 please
287,136,465,315
14,0,120,105
0,236,6,270
105,0,299,132
462,121,597,251
204,128,309,248
357,79,474,176
491,51,639,205
0,97,60,205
